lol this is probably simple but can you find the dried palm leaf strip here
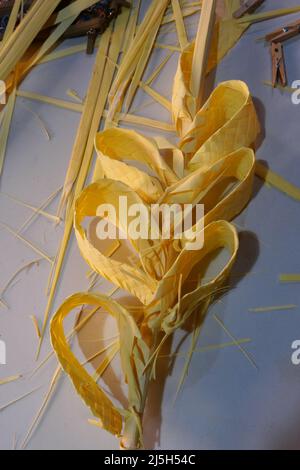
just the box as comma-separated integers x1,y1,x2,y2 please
1,0,22,46
155,42,181,52
21,367,61,449
30,315,41,339
1,192,59,223
106,110,175,132
0,298,8,309
17,101,51,141
0,386,41,413
0,259,42,309
93,341,120,382
18,186,62,235
122,0,141,53
145,51,174,85
38,40,101,64
162,4,201,24
17,89,84,113
108,0,170,122
38,38,178,65
175,299,209,399
191,0,216,109
17,89,174,131
161,339,252,358
51,292,149,445
0,0,62,82
237,6,300,24
139,83,172,111
255,161,300,201
263,80,295,93
82,340,119,370
0,221,53,264
124,4,169,113
171,0,188,50
66,89,83,103
249,305,297,313
213,314,258,370
0,375,22,386
0,88,16,177
279,275,300,283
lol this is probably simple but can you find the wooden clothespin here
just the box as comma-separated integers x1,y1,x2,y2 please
265,18,300,87
265,18,300,43
233,0,265,19
271,42,287,87
86,28,98,55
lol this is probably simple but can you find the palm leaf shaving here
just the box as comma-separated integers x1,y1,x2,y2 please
0,88,16,177
17,89,84,113
0,221,53,264
66,89,84,104
30,315,42,339
0,259,42,310
20,367,61,450
82,339,120,366
0,386,41,413
17,186,62,235
161,339,252,358
279,274,300,283
263,80,296,93
93,341,120,382
171,0,188,50
255,161,300,201
237,6,300,24
17,88,175,131
1,192,58,223
162,3,201,25
17,101,51,141
145,51,174,85
0,375,22,386
249,305,297,313
213,314,258,370
38,37,179,65
122,0,141,52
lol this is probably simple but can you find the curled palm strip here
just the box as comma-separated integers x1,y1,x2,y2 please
51,60,260,445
